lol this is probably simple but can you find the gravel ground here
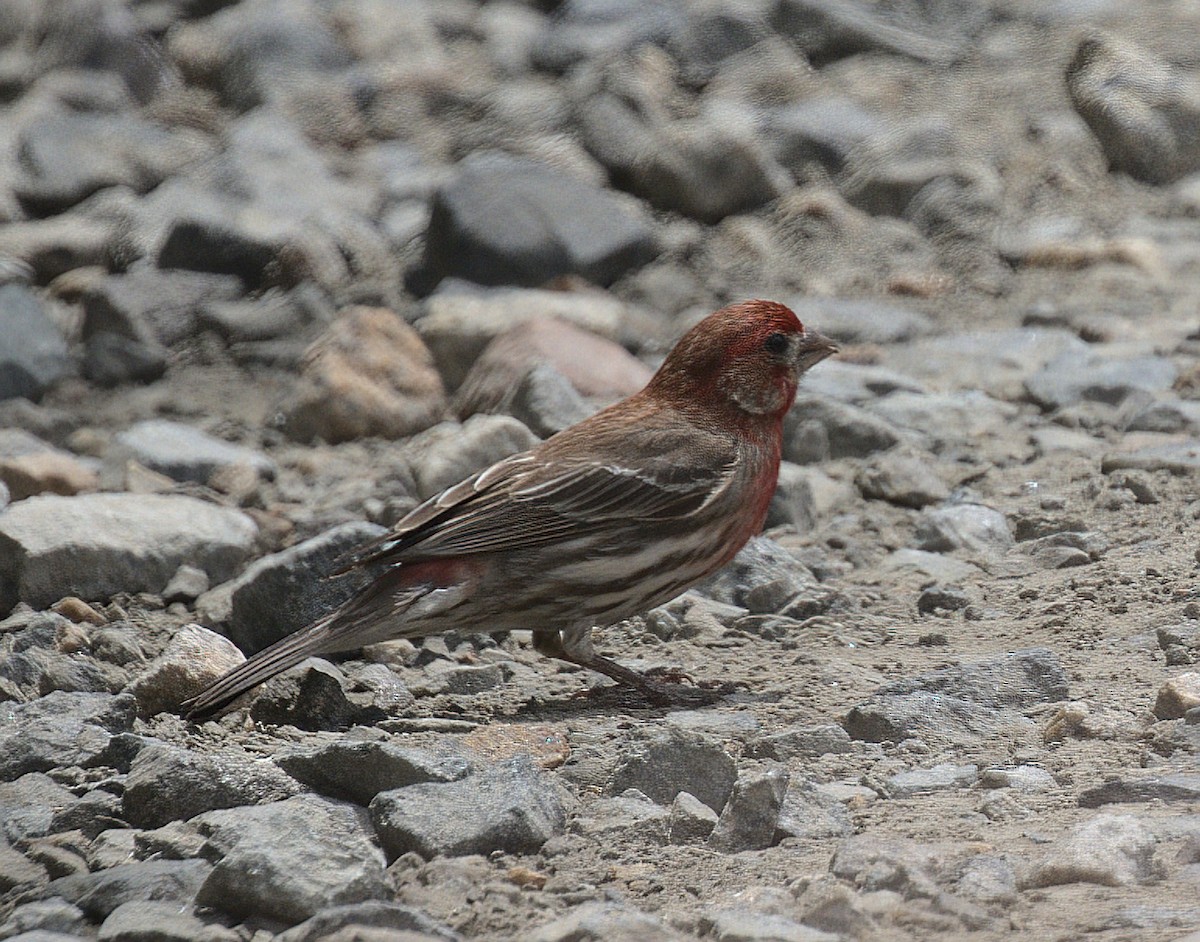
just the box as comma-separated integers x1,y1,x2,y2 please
1,1,1200,941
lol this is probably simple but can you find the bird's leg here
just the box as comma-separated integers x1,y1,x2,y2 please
533,627,725,706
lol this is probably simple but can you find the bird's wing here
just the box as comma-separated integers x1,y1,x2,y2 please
339,448,737,570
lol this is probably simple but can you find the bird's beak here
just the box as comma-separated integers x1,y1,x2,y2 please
793,329,838,372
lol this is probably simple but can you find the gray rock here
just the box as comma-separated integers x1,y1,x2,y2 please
776,781,854,842
768,97,890,178
97,900,241,942
1025,354,1178,410
0,898,88,939
112,420,274,485
419,152,657,290
83,331,168,387
409,661,506,697
532,0,686,73
786,395,903,463
979,765,1056,792
127,623,243,717
161,564,210,604
0,493,257,614
14,111,213,214
0,285,72,403
0,839,49,893
47,788,124,841
39,859,213,920
405,415,539,501
370,756,566,859
606,727,736,813
528,901,684,942
857,448,950,508
790,298,933,347
699,536,823,616
885,763,978,798
571,792,670,842
703,908,840,942
122,742,303,829
578,95,788,223
1101,440,1200,475
506,363,596,438
1078,773,1200,807
772,0,969,66
915,503,1014,556
415,286,629,391
194,794,388,924
867,390,1019,453
275,739,471,806
80,269,243,350
0,773,76,842
248,659,359,731
1067,34,1200,185
709,767,789,852
917,584,972,615
224,520,386,654
668,791,718,844
746,725,854,761
845,648,1069,743
766,463,857,532
0,692,136,783
1023,813,1157,887
275,901,459,942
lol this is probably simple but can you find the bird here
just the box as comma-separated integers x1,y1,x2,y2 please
181,299,837,718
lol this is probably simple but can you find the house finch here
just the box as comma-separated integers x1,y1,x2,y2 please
182,300,837,717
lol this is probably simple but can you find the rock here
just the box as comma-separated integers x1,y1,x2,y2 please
699,536,824,617
772,0,967,66
709,767,789,852
161,564,210,603
785,395,903,463
499,363,597,438
0,773,76,842
80,269,243,350
885,763,978,798
14,111,214,214
453,315,650,419
275,739,471,806
1025,353,1178,410
579,93,788,223
917,584,971,615
844,648,1069,743
0,450,99,501
703,908,839,942
745,725,853,761
419,152,657,291
248,659,359,731
40,859,213,920
766,463,857,532
856,448,950,508
571,792,670,842
979,765,1056,792
369,756,566,859
1078,773,1200,807
0,493,257,614
404,415,539,500
97,900,241,942
1023,814,1156,887
0,215,114,283
528,901,683,942
122,742,303,829
415,286,630,390
83,331,168,387
915,503,1014,556
0,839,48,892
776,781,854,842
1154,672,1200,720
1067,34,1200,185
881,549,980,583
532,0,685,73
1101,440,1200,475
275,901,458,942
194,794,388,925
112,420,274,486
0,898,88,939
283,307,448,444
0,692,136,782
767,97,890,178
0,285,72,402
127,623,244,717
409,661,506,698
224,520,386,655
668,791,719,844
606,727,736,813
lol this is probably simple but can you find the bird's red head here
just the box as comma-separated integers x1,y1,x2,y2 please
647,300,838,424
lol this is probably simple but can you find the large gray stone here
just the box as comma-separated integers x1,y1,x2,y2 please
113,420,274,485
419,151,658,290
369,757,566,859
275,901,459,942
275,739,471,806
0,493,257,613
606,727,736,813
0,285,72,402
194,794,388,925
39,860,213,920
0,692,136,783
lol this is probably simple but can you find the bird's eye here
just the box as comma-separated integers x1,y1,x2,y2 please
763,332,789,355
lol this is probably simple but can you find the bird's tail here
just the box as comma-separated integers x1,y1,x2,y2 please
179,614,340,719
